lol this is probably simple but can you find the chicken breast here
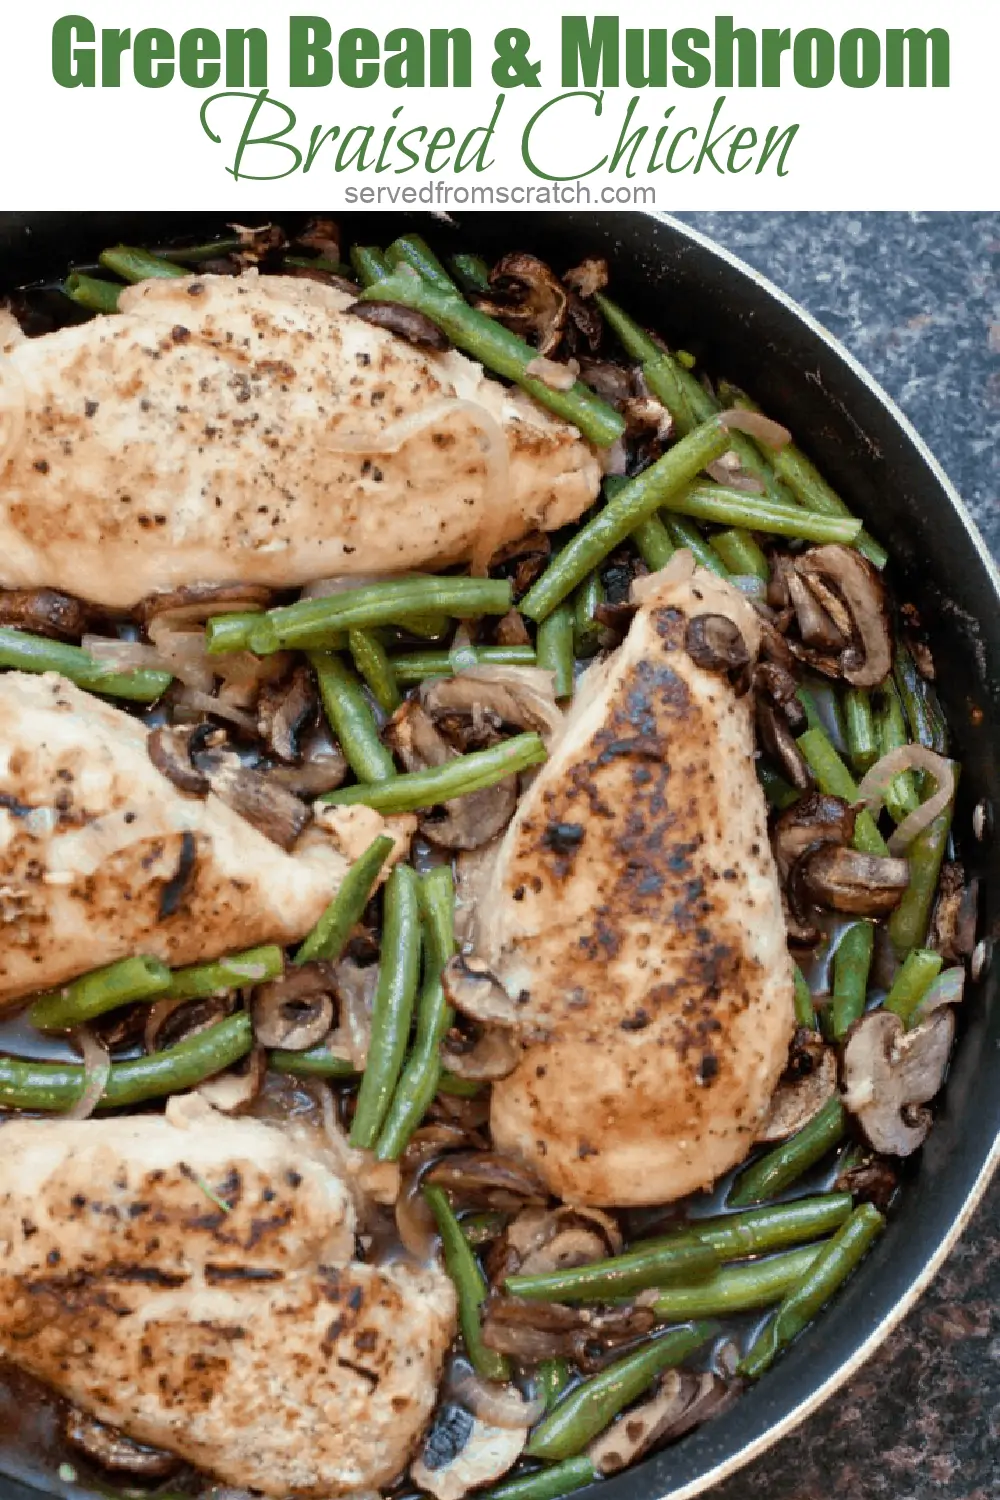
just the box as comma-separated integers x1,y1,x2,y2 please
0,1108,456,1496
486,564,796,1206
0,274,601,609
0,672,403,1008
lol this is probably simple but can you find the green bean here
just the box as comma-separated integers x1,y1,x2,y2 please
0,1013,253,1113
348,629,402,714
98,246,188,283
311,651,396,785
661,484,861,545
875,680,922,823
632,514,676,571
268,1046,356,1078
894,643,948,754
391,645,537,682
349,245,392,287
162,944,285,1001
652,1244,826,1320
359,275,625,448
797,682,848,755
536,605,575,700
481,1457,598,1500
831,921,875,1039
844,689,879,773
521,417,732,620
199,611,281,657
728,1097,847,1208
348,865,421,1148
888,775,957,958
158,237,243,264
758,763,799,813
29,956,172,1032
219,578,512,656
295,835,396,966
505,1234,718,1302
386,235,459,295
449,253,493,295
525,1322,717,1461
572,572,605,659
739,1205,885,1379
884,948,944,1026
712,528,770,580
425,1183,511,1383
439,1071,485,1097
284,255,353,276
796,727,889,856
793,964,817,1029
322,732,546,813
376,866,457,1160
664,516,729,576
650,1194,853,1263
63,273,122,314
0,625,171,703
461,1211,508,1248
538,1358,572,1412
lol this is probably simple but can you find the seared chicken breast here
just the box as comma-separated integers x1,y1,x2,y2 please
0,1108,456,1496
487,563,796,1206
0,672,404,1007
0,274,601,609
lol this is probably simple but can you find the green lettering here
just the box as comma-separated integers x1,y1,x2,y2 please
840,29,880,88
101,29,131,88
625,29,666,87
761,29,791,87
52,15,94,88
561,16,619,87
336,124,375,170
225,29,267,88
385,29,423,89
757,122,799,176
290,17,333,87
133,28,173,88
340,29,379,88
666,125,697,173
886,28,949,87
672,29,711,88
179,29,220,89
430,29,471,86
793,29,834,88
426,126,456,172
609,96,647,175
522,90,608,179
726,124,758,171
715,16,757,87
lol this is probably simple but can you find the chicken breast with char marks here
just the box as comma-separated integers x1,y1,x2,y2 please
486,563,796,1206
0,274,601,609
0,672,406,1008
0,1108,456,1496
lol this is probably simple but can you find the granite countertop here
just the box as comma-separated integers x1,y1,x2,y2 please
672,212,1000,1500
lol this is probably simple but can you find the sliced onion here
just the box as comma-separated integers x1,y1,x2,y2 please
449,1368,544,1430
83,635,170,672
916,966,966,1016
855,747,955,854
525,356,578,392
0,353,27,474
66,1026,111,1120
396,1173,438,1260
172,686,259,734
302,572,418,601
147,619,217,694
631,547,696,601
721,407,791,449
706,456,766,494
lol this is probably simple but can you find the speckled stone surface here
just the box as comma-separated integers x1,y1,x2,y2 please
671,212,1000,1500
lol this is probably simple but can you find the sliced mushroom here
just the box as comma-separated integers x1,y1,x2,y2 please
928,864,979,961
442,955,522,1030
563,257,609,299
566,293,603,354
793,844,910,916
833,1155,900,1211
440,1020,520,1082
420,666,564,739
195,1047,268,1113
257,663,317,763
147,725,210,797
796,546,893,688
588,1372,738,1476
64,1411,180,1479
757,1034,838,1142
841,1006,955,1155
136,581,274,627
265,721,348,796
424,1151,547,1210
756,701,813,790
482,1296,655,1364
411,1404,526,1500
144,994,235,1055
250,964,334,1050
494,609,531,648
231,221,288,265
780,889,822,950
772,792,857,880
386,699,519,851
786,572,847,651
348,300,451,351
488,1204,621,1286
577,358,635,407
295,217,341,260
199,750,310,850
477,254,569,357
0,588,88,640
685,613,751,676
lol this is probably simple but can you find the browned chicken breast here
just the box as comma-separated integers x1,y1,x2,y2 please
0,274,601,609
0,672,407,1008
486,562,796,1206
0,1108,456,1496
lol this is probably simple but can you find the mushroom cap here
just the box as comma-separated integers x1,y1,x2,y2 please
841,1006,955,1155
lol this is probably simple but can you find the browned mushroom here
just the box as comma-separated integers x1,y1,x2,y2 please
476,254,569,357
780,889,823,950
420,666,564,739
440,1018,521,1081
257,663,318,763
385,699,519,851
587,1371,739,1476
928,865,979,961
566,293,603,354
792,844,910,916
135,581,274,627
0,588,88,640
231,221,288,265
250,964,334,1050
199,751,311,850
756,1032,838,1142
195,1047,268,1113
786,572,848,651
796,546,893,688
425,1151,547,1211
143,994,236,1055
481,1296,656,1364
486,1203,621,1287
147,725,210,797
756,700,813,790
833,1154,900,1211
577,358,635,407
64,1411,181,1479
685,613,751,676
348,300,451,351
442,955,522,1029
265,721,349,796
841,1006,955,1155
563,257,609,299
772,792,857,879
410,1404,526,1500
494,610,532,648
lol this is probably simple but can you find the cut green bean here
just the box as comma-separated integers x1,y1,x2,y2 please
439,1071,485,1098
793,964,817,1029
425,1183,511,1383
521,416,732,620
525,1323,717,1461
650,1194,853,1263
796,727,890,856
894,643,948,754
481,1457,597,1500
29,956,172,1032
348,629,402,714
652,1244,826,1320
386,235,459,295
728,1097,847,1208
888,775,957,958
200,610,282,657
359,274,625,448
391,645,537,682
572,572,605,659
0,625,171,703
98,246,187,283
876,680,922,823
284,255,353,276
712,528,770,580
0,1014,253,1113
536,605,575,700
63,273,122,314
322,732,546,812
158,237,243,264
739,1205,885,1379
844,689,879,773
376,866,457,1160
538,1359,572,1412
461,1211,508,1248
295,835,396,965
505,1235,718,1302
631,514,676,571
311,651,397,785
664,516,729,576
449,253,493,295
756,765,798,815
349,245,392,287
884,948,944,1026
662,484,861,545
349,864,422,1149
268,1046,356,1078
831,921,875,1039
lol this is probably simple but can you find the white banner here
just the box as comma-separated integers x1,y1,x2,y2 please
0,0,995,209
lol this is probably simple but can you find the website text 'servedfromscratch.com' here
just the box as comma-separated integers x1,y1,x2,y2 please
342,182,656,206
